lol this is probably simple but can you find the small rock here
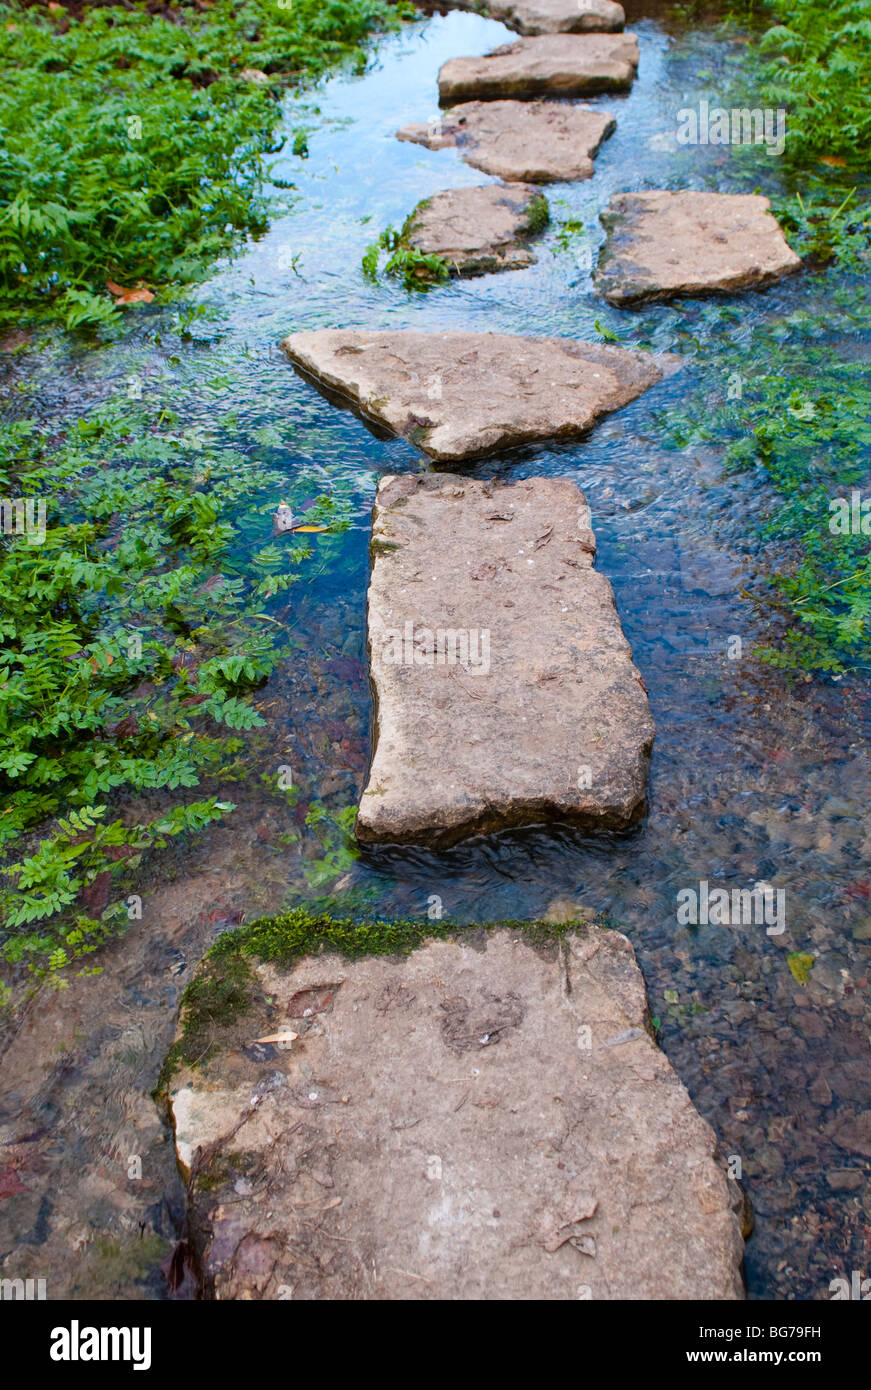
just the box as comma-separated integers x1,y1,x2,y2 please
825,1169,865,1192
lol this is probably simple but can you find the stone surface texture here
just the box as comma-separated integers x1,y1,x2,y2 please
397,100,616,182
438,33,639,103
169,926,746,1300
279,329,674,462
594,191,803,305
404,183,548,274
449,0,625,35
357,472,654,846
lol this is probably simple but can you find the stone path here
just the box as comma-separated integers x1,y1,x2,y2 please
397,100,616,182
438,33,639,102
192,1,810,1299
168,926,745,1300
401,182,549,275
358,473,654,845
280,329,675,461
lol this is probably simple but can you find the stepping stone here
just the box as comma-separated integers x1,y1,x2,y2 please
397,100,616,183
594,191,802,306
450,0,625,35
358,472,654,845
438,33,639,103
402,183,549,275
167,922,746,1300
279,329,674,462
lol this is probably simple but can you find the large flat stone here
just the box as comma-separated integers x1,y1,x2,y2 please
279,329,673,462
404,183,548,275
357,473,654,846
438,33,639,103
168,924,745,1300
397,100,616,182
449,0,625,35
594,191,802,306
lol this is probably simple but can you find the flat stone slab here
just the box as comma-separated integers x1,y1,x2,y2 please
279,329,673,462
358,473,654,846
438,33,638,103
404,183,548,275
168,925,745,1300
450,0,625,35
397,100,616,183
594,191,802,306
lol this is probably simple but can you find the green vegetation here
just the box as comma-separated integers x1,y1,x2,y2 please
362,223,452,289
554,217,585,253
0,0,407,330
741,0,871,167
651,0,871,675
0,397,350,981
659,292,871,673
523,192,550,238
302,802,360,888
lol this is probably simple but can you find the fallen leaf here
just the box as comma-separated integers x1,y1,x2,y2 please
293,524,329,533
251,1030,299,1046
819,156,847,168
106,278,154,305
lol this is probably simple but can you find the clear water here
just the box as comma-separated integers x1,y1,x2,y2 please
1,7,870,1301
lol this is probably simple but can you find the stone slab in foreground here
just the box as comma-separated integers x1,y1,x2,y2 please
358,473,654,846
449,0,625,35
168,924,745,1300
404,183,548,275
595,191,802,306
279,329,673,462
438,33,638,103
397,100,616,183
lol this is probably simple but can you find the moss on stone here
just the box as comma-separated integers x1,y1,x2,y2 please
157,908,618,1090
524,192,550,238
156,949,257,1093
210,905,602,969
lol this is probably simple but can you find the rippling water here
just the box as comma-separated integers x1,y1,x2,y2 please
1,7,869,1301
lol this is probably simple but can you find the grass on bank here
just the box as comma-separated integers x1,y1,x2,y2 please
0,0,408,331
0,395,356,990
